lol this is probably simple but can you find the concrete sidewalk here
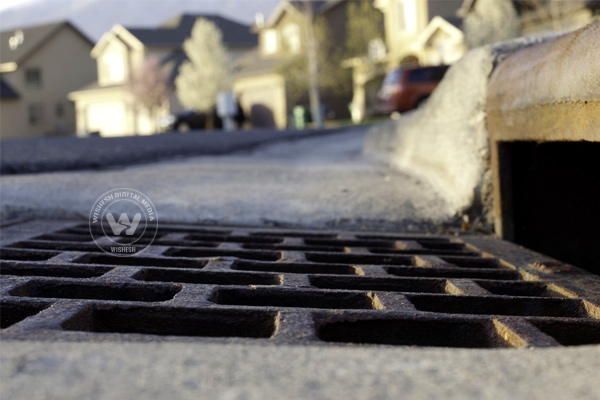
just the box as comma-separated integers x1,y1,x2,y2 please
0,129,455,231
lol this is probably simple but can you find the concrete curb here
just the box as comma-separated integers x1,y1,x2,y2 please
364,22,600,226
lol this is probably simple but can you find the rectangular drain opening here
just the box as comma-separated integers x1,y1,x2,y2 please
474,280,563,297
309,276,446,293
10,281,182,303
1,249,60,261
530,320,600,346
212,288,378,310
386,266,521,280
1,301,51,329
305,253,413,266
74,254,207,269
232,261,358,275
164,248,282,262
0,262,112,279
133,268,281,286
441,257,502,269
407,295,592,318
62,306,277,338
316,317,510,348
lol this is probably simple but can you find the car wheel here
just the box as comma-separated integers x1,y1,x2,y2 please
416,96,429,108
178,122,191,132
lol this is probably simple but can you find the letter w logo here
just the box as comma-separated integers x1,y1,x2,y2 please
106,213,142,235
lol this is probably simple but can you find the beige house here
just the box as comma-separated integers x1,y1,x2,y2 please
0,22,96,139
69,14,257,137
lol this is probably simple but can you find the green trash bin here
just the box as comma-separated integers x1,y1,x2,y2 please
293,106,306,130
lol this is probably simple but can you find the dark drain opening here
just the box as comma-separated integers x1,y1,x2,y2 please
305,253,413,266
62,306,277,338
316,317,510,348
386,266,521,280
133,268,281,286
0,262,112,279
441,257,502,269
309,276,446,293
164,248,282,262
1,302,50,329
407,295,592,318
74,254,206,269
1,249,59,261
474,280,563,297
10,281,182,302
212,288,379,310
531,320,600,346
232,261,358,275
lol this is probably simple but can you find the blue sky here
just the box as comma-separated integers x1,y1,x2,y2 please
0,0,280,41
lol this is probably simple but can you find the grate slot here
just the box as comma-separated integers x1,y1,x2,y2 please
305,253,413,266
8,241,105,252
61,306,277,338
303,239,395,248
10,281,182,303
387,266,520,280
249,232,339,239
1,248,60,261
73,254,206,269
442,257,502,269
309,276,446,293
474,280,564,297
1,301,51,329
0,261,112,279
184,234,283,244
368,248,479,257
32,233,94,242
164,248,282,262
530,320,600,346
242,244,346,253
211,288,378,310
133,268,281,286
232,261,358,275
407,295,592,318
316,317,510,348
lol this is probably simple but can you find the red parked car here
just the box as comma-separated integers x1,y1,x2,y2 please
377,65,449,114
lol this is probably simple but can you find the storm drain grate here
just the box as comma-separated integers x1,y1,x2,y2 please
1,219,600,348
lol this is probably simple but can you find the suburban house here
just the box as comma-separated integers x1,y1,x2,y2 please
234,0,383,129
69,14,257,137
0,22,96,139
458,0,600,37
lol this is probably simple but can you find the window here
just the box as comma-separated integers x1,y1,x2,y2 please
263,29,279,55
102,52,125,83
25,68,41,88
28,104,43,125
282,23,301,54
56,103,65,118
396,0,417,34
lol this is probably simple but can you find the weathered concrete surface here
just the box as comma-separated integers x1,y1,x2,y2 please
364,35,550,224
0,129,455,231
2,340,600,400
487,20,600,142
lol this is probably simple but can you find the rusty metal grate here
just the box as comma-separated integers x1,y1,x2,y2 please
1,219,599,348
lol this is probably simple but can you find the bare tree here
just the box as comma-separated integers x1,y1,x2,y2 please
462,0,521,49
517,0,588,32
303,0,323,128
128,56,167,133
175,17,231,127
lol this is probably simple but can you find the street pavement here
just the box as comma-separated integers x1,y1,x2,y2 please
0,128,455,231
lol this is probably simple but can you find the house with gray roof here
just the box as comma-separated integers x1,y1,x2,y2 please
69,14,256,137
0,22,96,139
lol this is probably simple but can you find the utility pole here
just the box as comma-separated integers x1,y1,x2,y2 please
303,0,324,128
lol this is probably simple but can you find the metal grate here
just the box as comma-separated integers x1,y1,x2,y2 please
1,220,599,348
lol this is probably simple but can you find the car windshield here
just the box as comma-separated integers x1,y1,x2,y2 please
407,66,449,83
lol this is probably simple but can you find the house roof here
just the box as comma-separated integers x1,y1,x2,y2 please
458,0,600,17
263,0,343,28
125,14,257,48
0,78,19,99
0,21,93,66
